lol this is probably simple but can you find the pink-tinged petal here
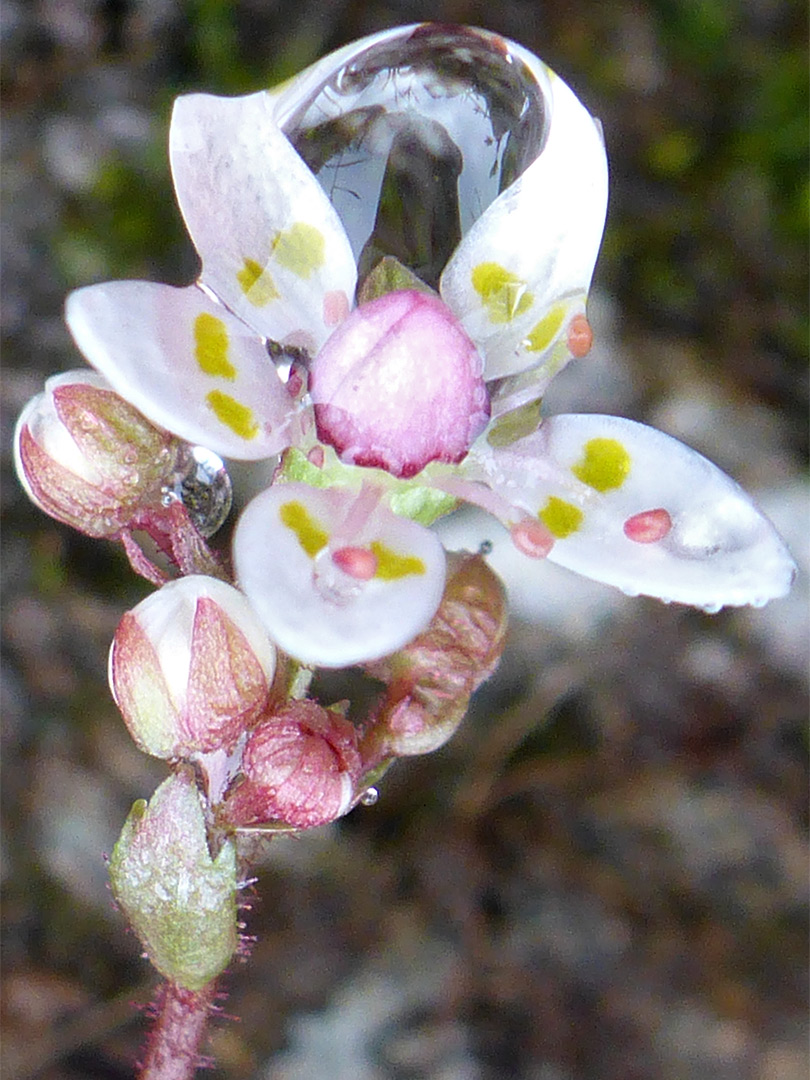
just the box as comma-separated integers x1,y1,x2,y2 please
440,61,608,384
232,482,447,667
309,290,490,479
463,414,796,612
65,281,297,460
169,91,356,350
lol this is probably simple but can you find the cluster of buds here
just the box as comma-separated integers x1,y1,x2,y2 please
15,23,795,996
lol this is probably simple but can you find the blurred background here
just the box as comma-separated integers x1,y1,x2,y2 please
2,2,807,1078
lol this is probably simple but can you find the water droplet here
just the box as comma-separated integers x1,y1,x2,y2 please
359,787,379,806
166,445,233,537
284,25,548,290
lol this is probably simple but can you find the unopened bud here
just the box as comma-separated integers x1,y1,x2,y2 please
362,552,508,759
221,700,362,830
109,768,238,991
110,576,277,759
14,371,180,537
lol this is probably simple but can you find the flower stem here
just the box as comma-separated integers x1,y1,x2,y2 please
138,979,218,1080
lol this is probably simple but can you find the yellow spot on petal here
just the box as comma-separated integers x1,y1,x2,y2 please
237,258,279,306
524,302,567,353
271,223,325,279
370,541,426,580
279,500,329,558
471,262,533,324
539,497,583,539
205,391,258,439
194,313,235,378
572,438,631,492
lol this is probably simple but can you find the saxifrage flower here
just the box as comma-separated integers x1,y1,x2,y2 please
33,23,794,669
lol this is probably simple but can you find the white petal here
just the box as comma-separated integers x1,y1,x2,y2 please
465,414,796,612
440,61,608,382
170,91,357,352
65,281,297,460
233,482,446,667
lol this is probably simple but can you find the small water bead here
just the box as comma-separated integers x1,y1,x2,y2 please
359,787,379,806
164,444,233,538
283,25,549,290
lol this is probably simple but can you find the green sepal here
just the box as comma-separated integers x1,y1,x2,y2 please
109,768,238,992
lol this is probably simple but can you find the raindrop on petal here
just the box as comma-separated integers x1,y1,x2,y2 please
283,25,549,290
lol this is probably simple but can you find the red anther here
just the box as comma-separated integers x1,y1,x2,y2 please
287,369,304,398
510,518,555,558
307,446,325,468
623,508,672,543
323,289,350,327
567,313,593,358
331,545,378,580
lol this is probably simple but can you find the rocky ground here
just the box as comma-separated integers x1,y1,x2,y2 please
2,2,807,1078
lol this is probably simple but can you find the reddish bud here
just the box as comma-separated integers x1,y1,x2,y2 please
221,701,363,829
14,371,180,538
110,576,276,759
362,552,508,759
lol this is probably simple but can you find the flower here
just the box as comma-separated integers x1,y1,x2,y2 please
47,23,794,669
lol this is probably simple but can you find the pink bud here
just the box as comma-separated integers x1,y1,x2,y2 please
14,371,181,538
362,552,508,759
309,290,490,479
221,701,362,829
110,576,276,759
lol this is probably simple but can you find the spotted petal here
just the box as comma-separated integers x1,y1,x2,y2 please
170,91,357,353
233,482,446,667
464,414,796,612
440,59,608,386
65,281,297,460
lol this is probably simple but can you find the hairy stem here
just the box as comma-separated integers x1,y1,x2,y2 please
138,979,218,1080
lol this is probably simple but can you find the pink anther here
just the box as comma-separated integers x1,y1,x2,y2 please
623,508,672,543
307,446,325,468
323,290,350,327
510,518,555,558
331,545,378,580
567,314,594,358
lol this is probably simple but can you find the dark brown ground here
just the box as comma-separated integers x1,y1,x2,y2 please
2,2,807,1078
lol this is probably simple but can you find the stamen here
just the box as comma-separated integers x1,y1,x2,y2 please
567,314,593,358
623,508,672,543
331,545,378,580
510,518,555,558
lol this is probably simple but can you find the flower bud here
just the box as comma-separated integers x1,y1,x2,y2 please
14,370,180,537
309,290,490,479
109,768,238,991
362,552,508,759
221,700,362,830
110,576,277,759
